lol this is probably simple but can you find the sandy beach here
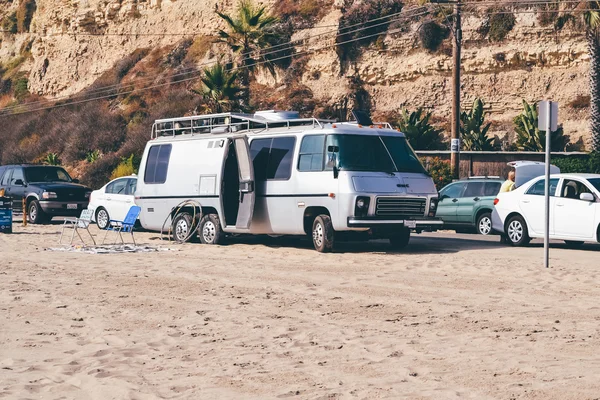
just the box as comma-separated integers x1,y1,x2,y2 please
1,222,600,399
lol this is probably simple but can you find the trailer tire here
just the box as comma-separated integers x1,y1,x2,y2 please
312,215,334,253
199,214,224,245
172,212,193,243
389,228,411,250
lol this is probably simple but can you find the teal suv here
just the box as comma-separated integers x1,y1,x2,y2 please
436,177,503,235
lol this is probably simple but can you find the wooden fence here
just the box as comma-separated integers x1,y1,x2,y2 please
416,151,589,178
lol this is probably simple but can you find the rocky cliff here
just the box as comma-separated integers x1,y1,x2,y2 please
0,0,591,148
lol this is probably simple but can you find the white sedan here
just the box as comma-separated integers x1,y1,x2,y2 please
88,175,137,229
493,173,600,247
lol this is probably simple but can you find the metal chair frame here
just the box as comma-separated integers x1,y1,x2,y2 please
60,209,96,246
102,206,141,245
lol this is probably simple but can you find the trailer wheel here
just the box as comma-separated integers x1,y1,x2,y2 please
312,215,334,253
199,214,224,245
389,228,411,250
172,212,193,243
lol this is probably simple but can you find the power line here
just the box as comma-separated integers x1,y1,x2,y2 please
0,6,430,115
0,9,432,117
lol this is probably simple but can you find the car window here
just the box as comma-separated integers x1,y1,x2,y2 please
106,179,128,195
250,137,296,181
24,166,72,182
463,182,485,197
589,178,600,192
126,178,137,195
1,168,12,186
441,183,464,199
561,179,594,200
484,182,502,196
526,178,559,196
144,144,172,184
10,168,24,185
0,167,6,186
298,135,325,172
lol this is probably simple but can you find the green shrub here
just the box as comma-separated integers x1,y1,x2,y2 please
45,152,61,166
336,0,403,68
460,98,496,151
110,154,137,180
479,9,516,42
16,0,36,33
419,21,450,53
553,152,600,174
13,77,29,100
273,0,331,29
513,100,569,152
86,150,102,163
1,12,18,34
421,157,453,191
397,108,446,151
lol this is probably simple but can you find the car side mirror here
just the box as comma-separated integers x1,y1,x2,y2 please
580,193,595,202
72,178,80,184
13,179,25,186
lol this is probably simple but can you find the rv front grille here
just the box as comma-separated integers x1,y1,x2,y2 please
375,197,426,218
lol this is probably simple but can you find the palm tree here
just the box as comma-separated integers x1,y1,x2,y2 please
582,2,600,151
216,0,279,106
194,63,242,113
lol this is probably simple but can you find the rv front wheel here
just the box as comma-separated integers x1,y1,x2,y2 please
312,215,334,253
199,214,224,245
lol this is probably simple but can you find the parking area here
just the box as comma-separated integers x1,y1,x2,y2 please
1,223,600,399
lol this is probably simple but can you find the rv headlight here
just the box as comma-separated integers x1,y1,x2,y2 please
42,191,57,199
354,196,370,218
428,197,439,217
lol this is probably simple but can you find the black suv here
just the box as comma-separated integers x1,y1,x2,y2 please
0,165,92,224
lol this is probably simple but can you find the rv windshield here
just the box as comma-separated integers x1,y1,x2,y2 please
328,135,426,174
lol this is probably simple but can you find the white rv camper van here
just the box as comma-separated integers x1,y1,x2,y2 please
135,110,442,252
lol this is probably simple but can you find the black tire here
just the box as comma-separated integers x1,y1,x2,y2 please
28,200,46,224
505,215,530,247
389,228,411,250
476,212,493,236
564,240,584,249
312,215,334,253
95,207,110,230
198,214,224,245
172,212,193,243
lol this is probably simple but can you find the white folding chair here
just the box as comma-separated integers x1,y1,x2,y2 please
60,209,97,246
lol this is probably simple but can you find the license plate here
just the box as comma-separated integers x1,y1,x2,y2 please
67,204,78,210
404,220,417,229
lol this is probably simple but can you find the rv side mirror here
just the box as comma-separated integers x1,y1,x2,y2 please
327,145,339,153
580,192,595,202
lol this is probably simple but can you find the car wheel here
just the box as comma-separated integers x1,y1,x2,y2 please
96,207,110,230
28,200,46,224
389,228,411,250
506,215,530,247
564,240,584,249
199,214,224,245
172,212,193,243
312,215,334,253
477,212,493,236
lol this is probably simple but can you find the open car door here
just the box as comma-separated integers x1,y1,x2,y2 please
233,136,255,229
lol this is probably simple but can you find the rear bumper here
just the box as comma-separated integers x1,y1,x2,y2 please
347,217,443,230
39,200,88,216
491,209,504,233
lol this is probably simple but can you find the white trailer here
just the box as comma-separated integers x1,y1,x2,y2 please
135,110,442,252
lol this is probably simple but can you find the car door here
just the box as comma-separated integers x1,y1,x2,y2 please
457,182,485,224
124,178,137,212
1,168,13,198
553,179,597,239
519,178,559,236
436,182,465,224
8,167,26,201
233,136,256,229
105,178,130,221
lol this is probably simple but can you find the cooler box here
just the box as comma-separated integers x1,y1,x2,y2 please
0,197,13,234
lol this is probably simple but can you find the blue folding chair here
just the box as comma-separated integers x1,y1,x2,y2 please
102,205,141,245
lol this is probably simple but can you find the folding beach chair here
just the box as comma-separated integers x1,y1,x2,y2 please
102,205,141,245
60,209,96,246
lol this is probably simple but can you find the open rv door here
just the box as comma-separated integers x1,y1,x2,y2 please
233,136,255,229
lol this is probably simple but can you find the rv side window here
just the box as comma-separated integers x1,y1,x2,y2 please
298,135,325,172
250,137,296,181
144,144,172,184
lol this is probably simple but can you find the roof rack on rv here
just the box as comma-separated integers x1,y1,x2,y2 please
150,110,335,139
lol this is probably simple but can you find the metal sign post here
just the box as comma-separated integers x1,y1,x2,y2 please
539,101,558,269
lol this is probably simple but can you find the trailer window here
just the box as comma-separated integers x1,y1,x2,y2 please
298,135,325,172
250,137,296,181
144,144,172,184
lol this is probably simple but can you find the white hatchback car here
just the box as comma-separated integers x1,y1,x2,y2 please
493,173,600,247
88,175,137,229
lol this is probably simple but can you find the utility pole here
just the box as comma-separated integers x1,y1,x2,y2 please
451,0,462,180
